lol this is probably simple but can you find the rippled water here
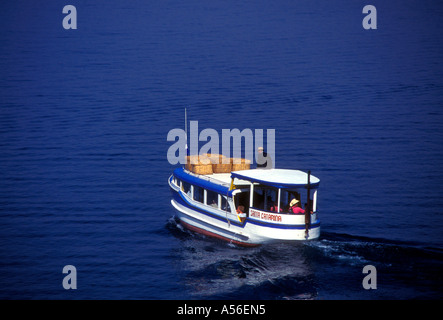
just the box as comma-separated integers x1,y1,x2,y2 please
0,0,442,299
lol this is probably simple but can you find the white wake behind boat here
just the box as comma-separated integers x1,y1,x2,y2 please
169,163,321,246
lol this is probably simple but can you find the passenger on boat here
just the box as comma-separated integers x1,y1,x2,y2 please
236,205,247,222
257,147,273,169
270,202,282,212
289,199,305,214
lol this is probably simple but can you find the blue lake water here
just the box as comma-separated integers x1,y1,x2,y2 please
0,0,442,299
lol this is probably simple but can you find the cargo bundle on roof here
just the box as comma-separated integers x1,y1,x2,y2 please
185,154,251,174
231,157,251,171
185,155,213,175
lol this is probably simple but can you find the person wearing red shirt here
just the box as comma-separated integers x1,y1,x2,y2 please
289,199,305,214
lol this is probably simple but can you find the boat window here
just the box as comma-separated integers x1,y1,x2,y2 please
182,181,191,197
266,188,279,212
253,186,279,212
221,196,231,213
253,187,265,210
234,189,250,213
206,190,219,208
279,188,317,213
193,185,204,203
280,189,301,213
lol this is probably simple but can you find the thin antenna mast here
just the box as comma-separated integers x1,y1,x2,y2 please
185,108,188,154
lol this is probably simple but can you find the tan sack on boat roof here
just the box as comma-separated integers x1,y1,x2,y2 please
186,163,213,175
212,162,232,173
231,158,251,171
186,155,209,165
185,154,250,173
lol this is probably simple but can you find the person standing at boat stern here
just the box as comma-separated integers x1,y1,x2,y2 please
257,146,273,169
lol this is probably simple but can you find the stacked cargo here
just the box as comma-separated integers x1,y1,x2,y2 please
185,154,251,174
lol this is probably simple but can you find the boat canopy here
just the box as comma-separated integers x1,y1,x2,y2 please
173,167,232,195
230,169,320,189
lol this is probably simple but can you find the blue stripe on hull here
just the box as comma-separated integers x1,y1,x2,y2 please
247,218,321,230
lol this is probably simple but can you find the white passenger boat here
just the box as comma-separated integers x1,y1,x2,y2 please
168,157,320,246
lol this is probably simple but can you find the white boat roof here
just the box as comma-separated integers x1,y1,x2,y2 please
230,169,320,188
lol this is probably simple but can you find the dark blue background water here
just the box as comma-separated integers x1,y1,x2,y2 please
1,0,442,299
